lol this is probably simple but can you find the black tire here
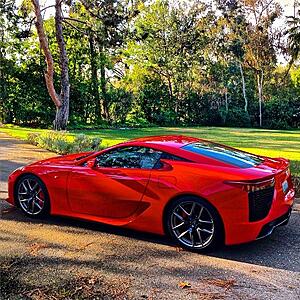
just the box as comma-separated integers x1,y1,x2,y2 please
165,196,224,252
14,174,50,218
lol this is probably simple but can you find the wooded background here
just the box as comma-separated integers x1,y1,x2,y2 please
1,0,300,130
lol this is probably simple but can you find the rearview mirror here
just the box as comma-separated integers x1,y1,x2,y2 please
86,158,96,168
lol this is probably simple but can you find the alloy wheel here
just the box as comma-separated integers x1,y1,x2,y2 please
170,201,215,248
17,178,45,215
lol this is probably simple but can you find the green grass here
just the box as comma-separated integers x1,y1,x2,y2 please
1,124,300,176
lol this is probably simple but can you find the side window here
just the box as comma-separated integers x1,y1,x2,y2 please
95,147,162,169
160,152,189,161
152,151,189,169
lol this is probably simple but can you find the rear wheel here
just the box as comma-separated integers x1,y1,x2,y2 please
15,174,50,218
166,196,223,252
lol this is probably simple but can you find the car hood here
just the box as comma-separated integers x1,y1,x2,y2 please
29,152,94,166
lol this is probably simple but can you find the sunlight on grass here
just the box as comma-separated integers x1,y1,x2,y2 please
1,125,300,176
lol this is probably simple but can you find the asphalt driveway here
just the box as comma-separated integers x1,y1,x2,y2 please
0,132,299,299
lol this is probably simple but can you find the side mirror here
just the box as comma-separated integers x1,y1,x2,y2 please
86,158,96,168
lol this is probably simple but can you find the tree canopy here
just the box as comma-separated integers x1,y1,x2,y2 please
0,0,300,129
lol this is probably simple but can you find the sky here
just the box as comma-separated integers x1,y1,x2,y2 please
281,0,297,16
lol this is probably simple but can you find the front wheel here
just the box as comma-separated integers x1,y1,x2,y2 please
166,196,223,252
15,174,50,218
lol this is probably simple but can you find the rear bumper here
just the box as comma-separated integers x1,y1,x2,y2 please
224,188,295,245
256,207,292,240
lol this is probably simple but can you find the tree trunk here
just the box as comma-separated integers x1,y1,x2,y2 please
89,35,101,121
54,0,70,130
166,74,175,115
239,63,248,113
32,0,70,130
257,70,263,127
99,48,109,121
55,104,69,131
32,0,62,108
224,88,228,113
0,30,5,123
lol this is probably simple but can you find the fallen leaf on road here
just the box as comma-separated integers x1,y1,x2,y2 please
288,285,296,289
88,277,96,285
77,242,94,251
0,207,16,215
175,246,184,252
28,243,49,255
178,281,191,289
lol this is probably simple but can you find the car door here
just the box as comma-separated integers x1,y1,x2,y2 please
67,146,162,219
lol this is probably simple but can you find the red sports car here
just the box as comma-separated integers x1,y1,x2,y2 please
7,135,295,251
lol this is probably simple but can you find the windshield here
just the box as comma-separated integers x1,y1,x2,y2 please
182,142,264,168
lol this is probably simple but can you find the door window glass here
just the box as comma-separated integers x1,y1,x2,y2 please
95,147,162,169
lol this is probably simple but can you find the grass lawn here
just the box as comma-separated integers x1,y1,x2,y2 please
1,125,300,176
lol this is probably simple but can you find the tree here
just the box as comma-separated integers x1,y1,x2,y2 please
216,0,249,114
1,0,299,130
241,0,282,127
286,6,300,75
0,0,19,123
31,0,70,130
126,0,212,122
76,0,141,122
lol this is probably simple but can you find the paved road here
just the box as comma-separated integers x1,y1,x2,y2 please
0,132,299,299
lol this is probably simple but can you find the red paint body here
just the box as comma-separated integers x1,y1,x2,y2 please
7,135,295,245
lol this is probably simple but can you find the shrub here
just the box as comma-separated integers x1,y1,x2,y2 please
26,131,102,155
35,132,72,154
124,107,152,128
125,116,151,128
27,133,40,146
292,176,300,197
264,97,300,129
224,108,251,128
108,87,134,124
72,134,102,153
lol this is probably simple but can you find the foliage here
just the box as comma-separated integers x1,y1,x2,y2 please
264,97,300,129
108,87,134,124
224,108,251,128
27,131,102,154
0,0,299,130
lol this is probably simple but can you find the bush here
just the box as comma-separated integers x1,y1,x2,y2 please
108,87,134,124
124,107,152,128
27,131,102,155
72,134,102,153
27,133,40,146
224,108,251,127
264,97,300,129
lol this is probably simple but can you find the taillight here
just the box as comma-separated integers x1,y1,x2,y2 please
225,177,275,192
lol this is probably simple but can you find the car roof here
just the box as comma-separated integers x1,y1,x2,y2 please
126,135,200,148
